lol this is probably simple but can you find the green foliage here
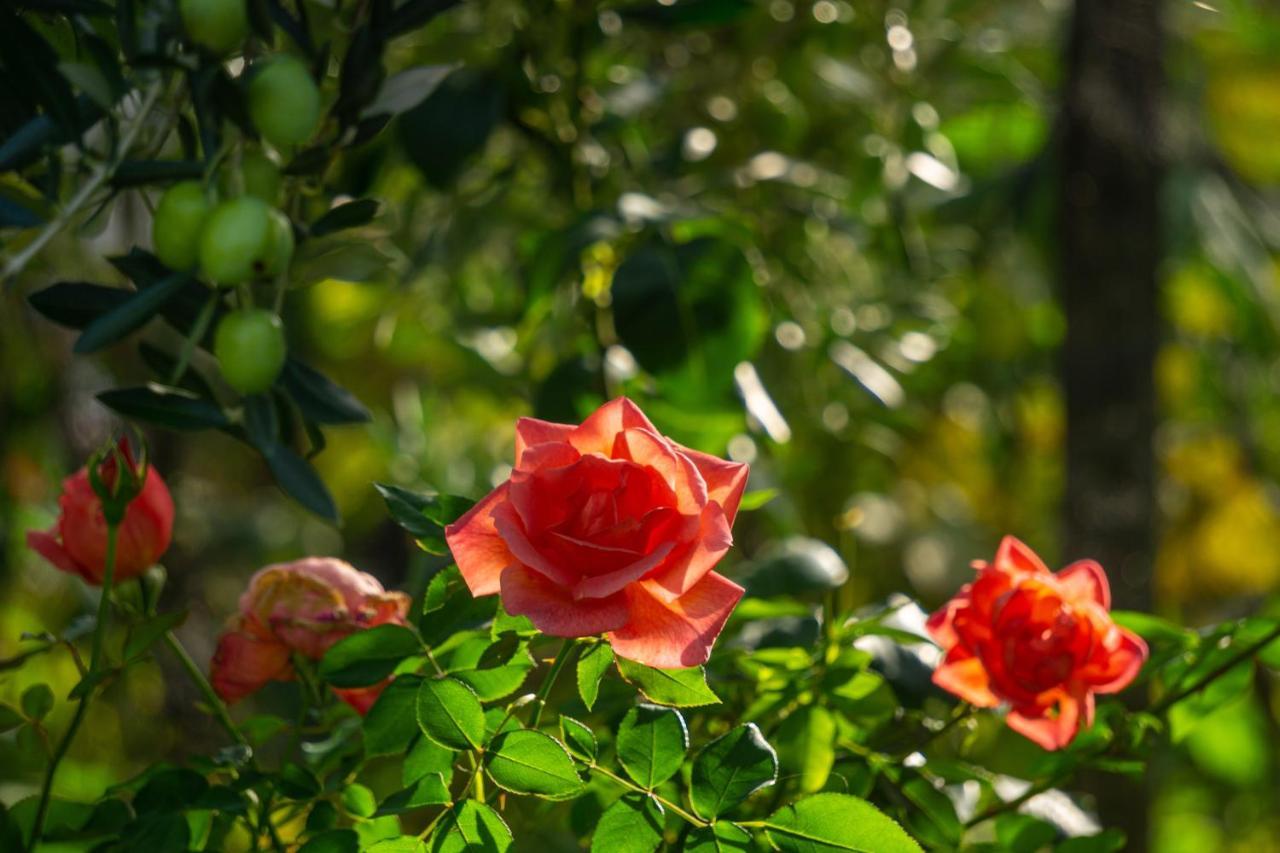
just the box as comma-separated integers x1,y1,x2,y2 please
689,724,778,819
762,794,924,853
319,624,423,688
616,660,720,707
616,705,688,789
416,676,485,750
486,730,585,799
590,794,665,853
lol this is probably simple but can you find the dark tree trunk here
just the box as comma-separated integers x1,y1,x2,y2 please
1058,0,1163,849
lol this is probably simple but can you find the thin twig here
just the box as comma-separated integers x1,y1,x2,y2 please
1150,621,1280,715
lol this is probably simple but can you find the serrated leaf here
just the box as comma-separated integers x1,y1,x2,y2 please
683,821,753,852
616,705,687,789
377,773,451,815
590,794,664,853
560,715,597,761
404,735,456,787
124,611,186,661
616,659,720,707
318,625,421,688
429,801,512,852
377,483,475,547
577,643,614,711
417,676,485,750
762,793,923,852
364,676,424,756
690,723,777,819
486,730,584,799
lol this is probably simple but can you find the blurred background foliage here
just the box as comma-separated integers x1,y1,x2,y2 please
6,0,1280,849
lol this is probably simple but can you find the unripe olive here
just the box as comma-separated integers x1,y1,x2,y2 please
152,181,211,271
219,148,283,203
214,309,287,395
261,208,295,278
197,196,271,286
249,56,322,149
179,0,249,56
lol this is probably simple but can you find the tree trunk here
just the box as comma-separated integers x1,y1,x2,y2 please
1058,0,1163,849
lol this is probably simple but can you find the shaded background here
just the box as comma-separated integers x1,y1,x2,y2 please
4,0,1280,849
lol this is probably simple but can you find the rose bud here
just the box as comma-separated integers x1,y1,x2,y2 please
445,397,750,669
211,557,411,714
927,536,1148,750
27,441,174,585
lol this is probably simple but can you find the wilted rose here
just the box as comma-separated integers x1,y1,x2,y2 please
211,557,411,713
445,397,749,668
27,442,173,585
927,536,1148,750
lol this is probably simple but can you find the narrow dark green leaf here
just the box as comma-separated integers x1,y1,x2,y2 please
577,643,614,711
110,160,204,187
310,199,380,237
690,723,777,819
417,676,485,750
616,705,687,789
281,359,372,424
260,442,339,522
28,282,132,329
362,65,457,118
74,274,188,353
590,794,664,853
98,384,230,430
762,794,923,853
486,730,584,800
318,625,421,688
616,659,720,707
430,801,511,852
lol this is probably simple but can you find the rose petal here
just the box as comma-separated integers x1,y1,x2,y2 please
570,398,660,456
513,440,581,475
491,501,580,587
932,654,1000,707
1056,559,1111,609
27,528,89,580
1006,691,1081,751
606,572,744,669
211,628,294,705
499,564,630,636
1081,625,1148,693
925,590,971,651
573,540,676,600
644,503,733,602
514,417,576,464
993,536,1051,577
613,428,708,513
670,445,749,523
445,485,516,596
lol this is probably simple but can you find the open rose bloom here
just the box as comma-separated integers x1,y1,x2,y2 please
27,443,174,585
445,398,750,668
927,537,1148,750
212,558,411,714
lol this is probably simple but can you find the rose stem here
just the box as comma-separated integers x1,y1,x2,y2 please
31,523,120,841
529,638,577,729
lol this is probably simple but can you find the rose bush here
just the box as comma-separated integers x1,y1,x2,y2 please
927,536,1149,749
211,557,412,713
445,397,750,668
26,441,173,585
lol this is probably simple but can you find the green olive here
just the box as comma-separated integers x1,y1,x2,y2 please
179,0,249,56
219,149,284,203
197,196,271,286
152,181,211,272
213,309,287,395
248,56,322,149
261,208,295,279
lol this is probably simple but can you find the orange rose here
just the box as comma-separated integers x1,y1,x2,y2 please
211,557,411,714
445,398,749,668
27,442,173,585
926,536,1148,750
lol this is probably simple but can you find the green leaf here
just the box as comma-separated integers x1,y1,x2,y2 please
901,776,962,848
0,704,24,733
97,384,230,430
121,813,191,850
577,643,614,711
1055,829,1127,852
776,705,835,793
1111,611,1196,646
616,659,720,707
342,783,378,819
993,813,1056,853
367,838,429,853
683,821,754,852
74,274,189,353
291,236,394,285
741,537,849,598
260,442,340,522
319,625,422,688
28,281,131,329
440,635,533,702
761,794,923,853
376,484,475,552
134,768,209,814
311,199,380,237
737,489,779,512
362,64,457,118
281,359,372,425
400,68,503,189
377,773,451,815
690,723,777,819
616,704,688,789
590,794,664,853
418,566,498,645
124,611,186,661
279,762,322,799
417,676,486,750
403,735,456,787
300,829,360,853
560,715,597,761
364,676,424,756
486,730,585,799
20,684,53,721
429,801,512,853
